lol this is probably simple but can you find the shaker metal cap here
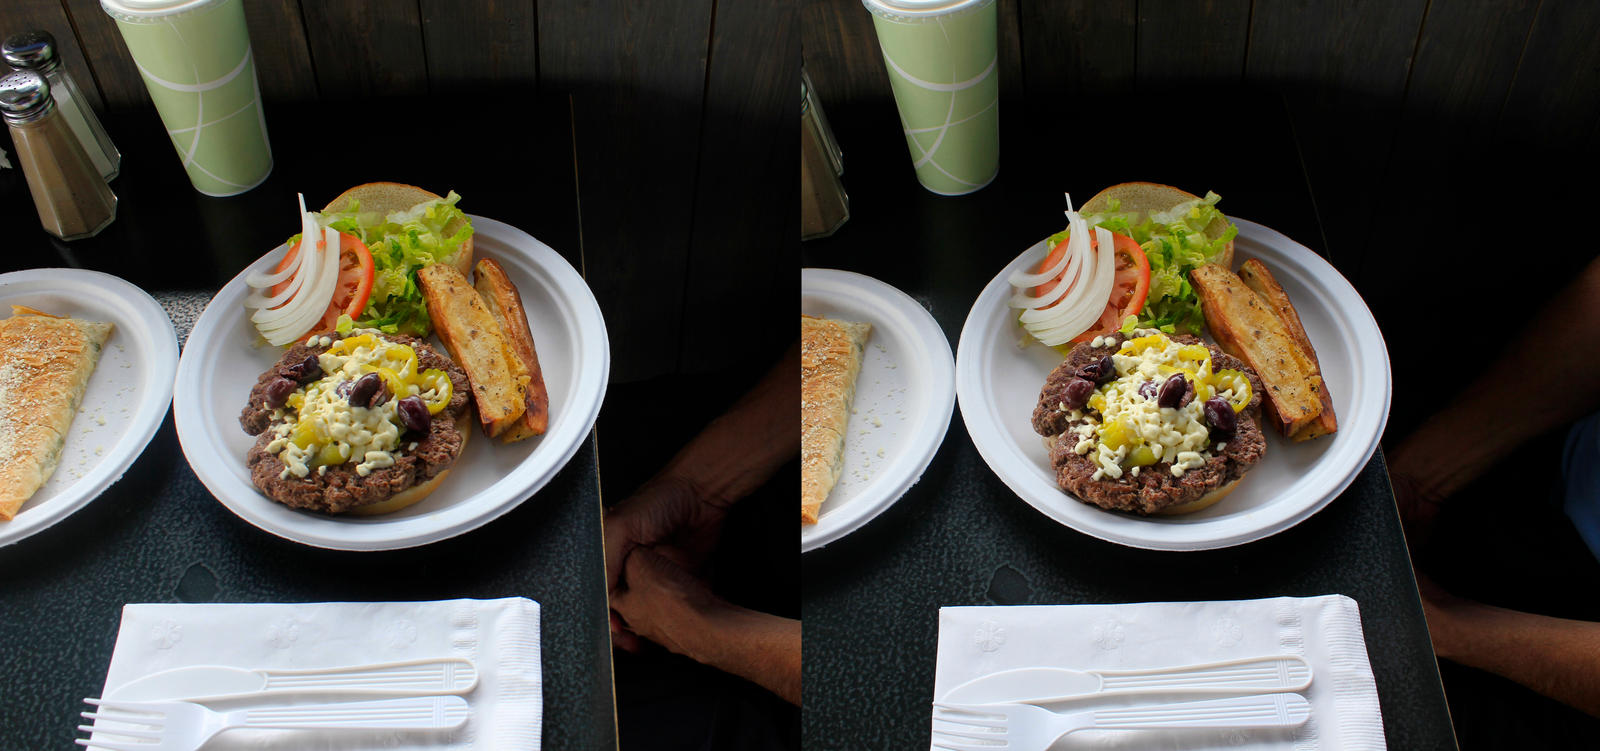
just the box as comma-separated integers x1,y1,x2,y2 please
0,70,54,122
2,31,61,73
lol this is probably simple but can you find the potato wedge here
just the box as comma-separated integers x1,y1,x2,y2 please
1190,263,1323,436
417,263,529,437
1237,259,1337,441
474,258,549,442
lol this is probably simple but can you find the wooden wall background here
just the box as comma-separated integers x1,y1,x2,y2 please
803,0,1598,277
803,0,1600,437
1,0,797,383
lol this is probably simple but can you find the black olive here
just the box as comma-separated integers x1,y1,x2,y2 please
280,353,321,382
1156,373,1187,409
348,372,382,408
1061,377,1096,410
262,377,297,408
1204,397,1237,434
1078,355,1116,384
397,396,431,433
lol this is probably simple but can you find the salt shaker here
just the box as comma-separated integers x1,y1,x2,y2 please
3,30,120,180
0,70,117,240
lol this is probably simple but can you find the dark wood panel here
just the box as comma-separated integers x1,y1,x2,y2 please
419,0,539,90
1018,0,1135,100
1354,0,1538,288
539,0,714,382
58,0,315,110
1497,0,1600,150
680,0,798,372
2,0,106,112
801,0,1026,164
800,0,889,108
61,0,146,110
300,0,428,99
1245,0,1428,273
1137,0,1250,86
242,0,319,103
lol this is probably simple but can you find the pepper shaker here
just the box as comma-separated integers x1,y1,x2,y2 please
3,30,120,181
801,66,849,240
0,70,117,240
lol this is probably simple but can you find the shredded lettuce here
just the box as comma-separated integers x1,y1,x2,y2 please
1085,191,1236,335
318,191,473,336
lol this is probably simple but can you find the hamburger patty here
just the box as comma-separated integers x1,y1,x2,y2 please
1033,333,1266,515
239,333,472,514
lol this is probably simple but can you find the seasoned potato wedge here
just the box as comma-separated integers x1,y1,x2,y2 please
417,263,529,437
474,258,549,442
1237,259,1338,441
1190,263,1323,436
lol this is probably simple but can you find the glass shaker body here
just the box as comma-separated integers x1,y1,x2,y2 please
2,31,120,180
41,64,120,180
801,66,850,240
1,72,117,240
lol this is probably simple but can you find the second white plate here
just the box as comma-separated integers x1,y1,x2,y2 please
802,268,955,553
955,219,1391,550
173,216,609,550
0,269,177,547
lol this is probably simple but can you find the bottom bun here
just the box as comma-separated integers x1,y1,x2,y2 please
1153,475,1243,516
347,416,471,516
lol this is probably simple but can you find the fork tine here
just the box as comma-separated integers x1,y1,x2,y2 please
79,711,165,727
84,698,164,715
77,724,161,740
75,738,147,751
931,708,1005,730
931,724,1009,743
930,734,1009,751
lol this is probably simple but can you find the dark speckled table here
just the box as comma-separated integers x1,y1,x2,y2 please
0,97,615,749
800,91,1457,749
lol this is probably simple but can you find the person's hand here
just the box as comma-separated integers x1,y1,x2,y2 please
603,476,725,595
1391,472,1445,550
609,546,727,658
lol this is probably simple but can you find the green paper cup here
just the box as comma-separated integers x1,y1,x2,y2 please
863,0,999,196
102,0,272,196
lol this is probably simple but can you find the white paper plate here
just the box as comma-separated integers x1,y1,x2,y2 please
802,268,955,552
174,216,609,551
0,269,178,547
955,219,1391,550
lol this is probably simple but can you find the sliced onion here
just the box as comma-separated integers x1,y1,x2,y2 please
256,232,337,343
242,247,301,291
247,194,341,345
244,194,317,293
1018,226,1117,345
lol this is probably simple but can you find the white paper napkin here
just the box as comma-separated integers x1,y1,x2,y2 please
96,598,541,750
934,595,1385,750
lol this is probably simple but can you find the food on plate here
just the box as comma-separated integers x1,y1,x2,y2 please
243,184,474,345
417,263,531,438
474,258,549,441
1031,330,1265,515
1237,259,1337,441
1009,183,1236,348
1190,264,1326,438
0,307,113,520
239,330,472,515
801,315,871,525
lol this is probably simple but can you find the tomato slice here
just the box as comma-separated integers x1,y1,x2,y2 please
268,230,375,339
1030,230,1151,343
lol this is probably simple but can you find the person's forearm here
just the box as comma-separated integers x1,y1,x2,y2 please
1390,256,1600,501
1431,601,1600,717
659,340,800,508
683,603,801,705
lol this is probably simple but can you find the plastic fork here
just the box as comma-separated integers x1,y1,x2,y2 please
77,695,470,751
931,693,1310,751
